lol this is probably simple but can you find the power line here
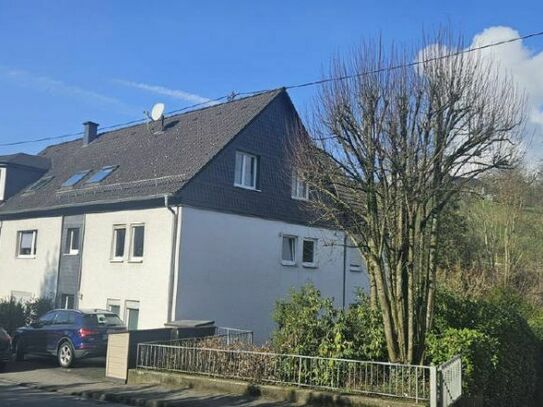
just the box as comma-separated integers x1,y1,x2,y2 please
2,29,542,149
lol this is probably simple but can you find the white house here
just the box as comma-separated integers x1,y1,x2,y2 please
0,89,368,341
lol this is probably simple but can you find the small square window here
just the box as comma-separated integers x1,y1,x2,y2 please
112,226,126,261
62,170,90,187
281,235,297,266
17,230,37,258
26,176,53,192
302,238,317,268
234,151,258,190
130,225,145,261
64,228,80,255
291,170,309,200
107,299,121,317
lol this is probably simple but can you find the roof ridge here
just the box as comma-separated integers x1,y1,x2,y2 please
39,88,285,154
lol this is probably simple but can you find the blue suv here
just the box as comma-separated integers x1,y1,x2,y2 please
13,309,126,368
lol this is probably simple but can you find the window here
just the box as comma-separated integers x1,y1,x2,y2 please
302,238,317,267
61,170,90,187
291,170,309,200
26,176,53,192
60,294,75,309
39,311,57,325
55,310,75,324
107,299,121,317
281,235,297,266
130,225,145,261
125,301,140,331
17,230,37,258
86,165,118,184
112,226,126,261
234,151,258,190
64,228,80,255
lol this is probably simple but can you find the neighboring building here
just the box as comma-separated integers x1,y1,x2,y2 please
0,89,368,341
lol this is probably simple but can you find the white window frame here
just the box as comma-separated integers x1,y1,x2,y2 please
64,227,80,255
281,235,297,266
291,170,309,200
302,238,318,268
16,230,37,259
111,225,127,262
128,224,145,263
124,300,140,330
106,298,121,316
234,151,259,190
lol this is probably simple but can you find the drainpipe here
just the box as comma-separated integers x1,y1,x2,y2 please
165,194,179,323
342,233,347,309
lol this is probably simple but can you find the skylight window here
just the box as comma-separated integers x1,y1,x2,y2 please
61,170,90,187
26,176,54,192
85,165,118,184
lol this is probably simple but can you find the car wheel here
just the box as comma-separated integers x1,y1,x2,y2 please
15,340,25,361
57,341,75,368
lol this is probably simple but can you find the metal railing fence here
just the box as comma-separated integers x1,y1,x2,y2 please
439,356,462,407
136,343,432,401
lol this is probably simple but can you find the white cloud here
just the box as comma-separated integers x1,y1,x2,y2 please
0,66,134,114
114,79,212,105
469,26,543,164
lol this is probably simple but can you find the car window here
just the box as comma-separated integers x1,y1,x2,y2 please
55,311,76,325
84,313,124,327
39,311,57,324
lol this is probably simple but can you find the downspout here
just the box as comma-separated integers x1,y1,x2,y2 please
165,194,179,323
342,233,347,309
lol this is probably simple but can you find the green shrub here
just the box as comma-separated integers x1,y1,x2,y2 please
426,328,497,397
429,289,541,406
0,296,54,335
0,298,26,335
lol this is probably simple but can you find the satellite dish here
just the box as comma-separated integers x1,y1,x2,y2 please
151,103,165,121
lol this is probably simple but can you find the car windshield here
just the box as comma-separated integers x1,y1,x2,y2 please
84,313,124,327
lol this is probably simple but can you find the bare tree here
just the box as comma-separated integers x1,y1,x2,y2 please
293,32,525,363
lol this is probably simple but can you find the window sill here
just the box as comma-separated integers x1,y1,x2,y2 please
128,258,144,264
281,261,297,267
234,184,261,192
110,258,124,263
302,263,318,269
16,255,36,259
63,252,80,256
291,195,309,201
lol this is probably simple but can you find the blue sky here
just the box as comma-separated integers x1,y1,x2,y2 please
1,1,542,159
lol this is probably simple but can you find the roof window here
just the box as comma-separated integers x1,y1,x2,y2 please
85,165,118,184
61,170,90,187
26,176,54,192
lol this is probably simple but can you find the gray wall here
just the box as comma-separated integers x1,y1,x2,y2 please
4,166,45,201
179,91,314,226
57,214,85,307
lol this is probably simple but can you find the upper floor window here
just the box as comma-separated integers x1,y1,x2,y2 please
86,165,118,185
111,226,126,261
64,228,80,255
291,170,309,200
281,235,297,266
17,230,37,258
234,151,258,190
62,170,90,187
130,225,145,261
302,238,317,268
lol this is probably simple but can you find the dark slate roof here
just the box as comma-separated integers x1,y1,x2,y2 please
0,153,50,170
0,89,283,215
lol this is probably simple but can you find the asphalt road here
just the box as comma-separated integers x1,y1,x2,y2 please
0,380,122,406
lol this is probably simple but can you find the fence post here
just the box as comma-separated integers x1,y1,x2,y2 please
430,365,438,407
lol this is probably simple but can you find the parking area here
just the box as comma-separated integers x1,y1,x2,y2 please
0,354,108,387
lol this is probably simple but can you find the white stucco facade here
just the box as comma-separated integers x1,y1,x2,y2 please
78,207,177,329
174,206,369,342
0,216,62,300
